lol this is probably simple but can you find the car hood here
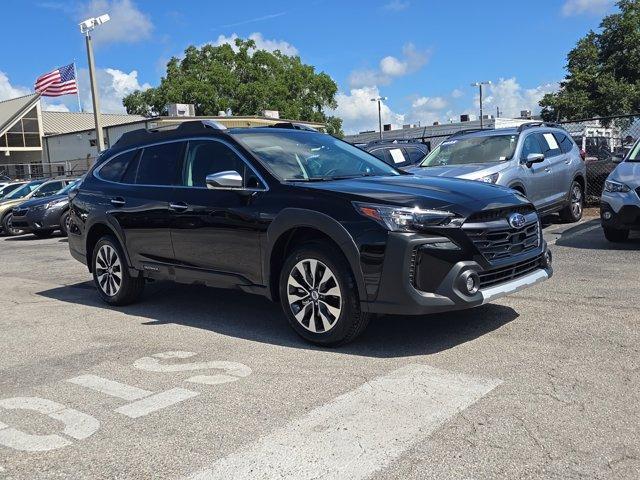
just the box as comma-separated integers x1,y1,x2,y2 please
0,197,26,213
609,161,640,188
406,163,506,180
18,194,68,209
296,175,529,216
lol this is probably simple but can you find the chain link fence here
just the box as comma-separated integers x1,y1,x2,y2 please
558,115,639,202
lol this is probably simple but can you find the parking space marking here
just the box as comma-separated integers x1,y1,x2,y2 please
67,375,153,401
187,364,501,480
133,351,252,385
0,397,100,452
115,388,199,419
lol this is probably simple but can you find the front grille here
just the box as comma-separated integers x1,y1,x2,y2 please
479,255,543,289
466,205,535,223
465,221,540,261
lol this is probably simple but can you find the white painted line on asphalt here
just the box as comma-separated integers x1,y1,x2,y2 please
67,374,153,401
115,388,199,419
186,364,501,480
0,397,100,452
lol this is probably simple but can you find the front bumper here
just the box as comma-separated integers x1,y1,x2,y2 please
363,232,552,315
11,207,62,232
600,192,640,230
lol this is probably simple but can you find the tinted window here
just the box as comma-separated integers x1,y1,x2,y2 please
99,150,138,182
537,132,562,158
136,142,184,185
521,134,543,160
121,150,142,184
554,133,574,154
404,147,427,163
369,148,389,164
182,140,249,187
39,181,63,194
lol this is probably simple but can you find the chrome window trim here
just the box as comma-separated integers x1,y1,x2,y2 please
93,137,269,192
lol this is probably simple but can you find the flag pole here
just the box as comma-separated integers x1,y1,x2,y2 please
73,61,82,112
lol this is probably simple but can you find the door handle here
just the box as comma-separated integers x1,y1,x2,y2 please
169,202,189,212
544,167,551,173
110,197,125,207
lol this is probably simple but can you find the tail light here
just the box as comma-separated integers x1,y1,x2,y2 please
579,149,586,161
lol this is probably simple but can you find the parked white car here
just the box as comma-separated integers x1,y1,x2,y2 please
600,140,640,242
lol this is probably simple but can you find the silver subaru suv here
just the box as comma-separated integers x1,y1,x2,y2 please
409,123,587,222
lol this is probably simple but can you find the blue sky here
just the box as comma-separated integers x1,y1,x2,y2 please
1,0,617,133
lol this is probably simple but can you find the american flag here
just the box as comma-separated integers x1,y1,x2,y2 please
34,64,78,97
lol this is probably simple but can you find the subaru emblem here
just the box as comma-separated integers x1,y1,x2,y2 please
508,213,526,229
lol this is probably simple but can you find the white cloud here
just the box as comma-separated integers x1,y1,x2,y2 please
42,102,71,112
474,77,558,118
77,67,150,113
412,96,447,110
328,86,405,135
561,0,613,16
384,0,410,11
211,32,298,56
0,72,30,101
79,0,153,44
451,88,464,99
349,43,430,88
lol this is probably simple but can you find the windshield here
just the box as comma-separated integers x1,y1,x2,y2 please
57,179,80,195
420,134,518,167
627,141,640,162
3,181,44,200
232,130,401,181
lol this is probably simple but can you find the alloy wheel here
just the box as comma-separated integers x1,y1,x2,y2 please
5,213,23,236
286,259,342,333
571,184,583,218
95,244,122,297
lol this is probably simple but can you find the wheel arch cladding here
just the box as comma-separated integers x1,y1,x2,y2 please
85,222,127,273
265,209,367,304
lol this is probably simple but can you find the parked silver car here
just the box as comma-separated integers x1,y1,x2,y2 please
600,139,640,242
408,123,587,222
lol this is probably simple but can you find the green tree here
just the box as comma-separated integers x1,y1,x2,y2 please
123,38,343,136
540,0,640,121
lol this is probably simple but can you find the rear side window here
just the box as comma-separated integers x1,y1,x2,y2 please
369,148,390,164
404,146,427,163
135,142,185,185
554,133,574,154
99,150,138,182
537,132,562,158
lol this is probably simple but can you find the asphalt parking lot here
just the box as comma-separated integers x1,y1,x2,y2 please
0,216,638,480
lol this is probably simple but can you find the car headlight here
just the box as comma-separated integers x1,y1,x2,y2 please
354,202,463,231
479,172,500,184
604,180,630,193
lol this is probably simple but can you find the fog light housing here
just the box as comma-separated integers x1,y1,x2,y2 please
459,270,480,295
602,211,613,221
542,249,552,268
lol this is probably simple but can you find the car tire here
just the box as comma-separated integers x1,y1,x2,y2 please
92,235,144,306
279,242,370,346
59,211,70,237
603,227,629,243
33,230,54,239
2,213,23,236
559,181,584,223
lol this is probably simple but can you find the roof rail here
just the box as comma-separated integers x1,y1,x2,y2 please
113,120,227,148
447,128,488,138
516,121,564,133
266,122,318,132
365,138,422,146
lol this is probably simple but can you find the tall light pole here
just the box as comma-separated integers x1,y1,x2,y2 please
471,81,491,129
79,14,110,153
370,96,387,140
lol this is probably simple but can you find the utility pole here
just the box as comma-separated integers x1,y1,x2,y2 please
471,81,492,129
370,96,387,140
79,14,110,153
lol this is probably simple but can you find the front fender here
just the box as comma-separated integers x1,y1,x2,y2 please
263,208,367,306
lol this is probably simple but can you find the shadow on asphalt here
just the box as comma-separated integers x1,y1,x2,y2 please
36,280,519,357
553,219,640,251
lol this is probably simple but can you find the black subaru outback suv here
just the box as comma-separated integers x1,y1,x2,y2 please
68,121,552,346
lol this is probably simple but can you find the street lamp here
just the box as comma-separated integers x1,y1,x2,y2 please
471,81,492,129
370,96,387,140
79,14,110,152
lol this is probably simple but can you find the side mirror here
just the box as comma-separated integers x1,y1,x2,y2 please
612,154,624,164
525,153,545,167
206,170,243,190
